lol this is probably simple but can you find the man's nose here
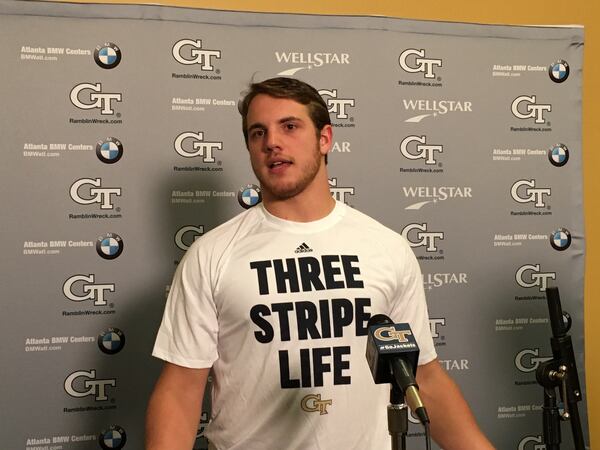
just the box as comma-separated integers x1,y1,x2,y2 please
265,128,282,152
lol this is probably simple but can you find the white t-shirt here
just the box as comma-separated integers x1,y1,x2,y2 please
153,201,437,450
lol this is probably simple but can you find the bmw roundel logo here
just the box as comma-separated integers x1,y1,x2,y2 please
237,184,261,209
96,137,123,164
94,42,122,69
548,59,569,83
98,327,125,355
98,425,127,450
550,228,572,251
548,143,569,167
96,233,124,260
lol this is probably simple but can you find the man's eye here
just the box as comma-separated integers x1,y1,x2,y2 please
285,123,296,130
251,129,265,138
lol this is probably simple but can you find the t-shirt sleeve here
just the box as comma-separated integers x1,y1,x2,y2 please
152,242,219,368
388,236,437,366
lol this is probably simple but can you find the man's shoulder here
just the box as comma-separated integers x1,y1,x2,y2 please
342,204,402,236
188,206,263,252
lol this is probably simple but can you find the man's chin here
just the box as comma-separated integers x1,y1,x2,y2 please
261,183,303,201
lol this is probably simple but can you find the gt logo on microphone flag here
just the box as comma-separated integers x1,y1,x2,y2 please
374,326,413,344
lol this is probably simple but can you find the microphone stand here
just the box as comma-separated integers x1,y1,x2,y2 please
388,385,408,450
535,286,586,450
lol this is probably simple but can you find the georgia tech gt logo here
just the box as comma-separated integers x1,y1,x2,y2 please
515,264,556,291
328,178,355,204
374,326,413,343
301,394,332,415
398,49,442,79
174,132,222,162
172,39,221,70
318,89,355,120
402,223,444,252
64,369,116,401
400,135,443,165
515,349,552,373
175,225,204,251
63,274,115,306
429,318,446,338
511,95,552,124
518,435,545,450
510,179,551,208
70,178,122,209
70,83,122,115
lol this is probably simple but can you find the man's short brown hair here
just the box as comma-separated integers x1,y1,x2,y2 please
238,77,331,146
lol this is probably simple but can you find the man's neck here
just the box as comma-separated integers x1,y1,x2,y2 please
262,183,336,222
263,195,335,222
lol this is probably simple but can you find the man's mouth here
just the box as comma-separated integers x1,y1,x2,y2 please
269,160,292,169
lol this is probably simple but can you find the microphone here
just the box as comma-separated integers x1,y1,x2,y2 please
366,314,430,425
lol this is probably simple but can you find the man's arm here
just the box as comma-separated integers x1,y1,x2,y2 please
416,359,495,449
146,362,210,450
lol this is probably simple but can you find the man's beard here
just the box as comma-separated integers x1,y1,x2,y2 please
253,144,322,201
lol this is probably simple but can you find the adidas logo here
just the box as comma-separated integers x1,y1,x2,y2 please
295,242,313,253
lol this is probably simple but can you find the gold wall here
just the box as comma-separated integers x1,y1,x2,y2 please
52,0,600,446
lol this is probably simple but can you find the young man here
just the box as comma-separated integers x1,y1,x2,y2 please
146,77,494,449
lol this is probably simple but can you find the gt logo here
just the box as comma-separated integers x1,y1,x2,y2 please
175,225,204,251
518,435,545,450
398,49,442,79
301,394,332,415
174,132,222,162
511,95,552,124
515,264,556,292
70,178,122,209
64,370,116,401
62,274,114,306
515,349,552,373
70,83,122,115
328,178,355,204
511,180,551,208
429,318,446,338
172,39,221,69
402,223,444,252
374,326,412,343
400,135,443,165
318,89,355,119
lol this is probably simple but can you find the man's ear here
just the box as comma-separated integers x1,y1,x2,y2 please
319,124,333,156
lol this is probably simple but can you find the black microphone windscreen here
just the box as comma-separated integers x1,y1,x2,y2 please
367,313,393,328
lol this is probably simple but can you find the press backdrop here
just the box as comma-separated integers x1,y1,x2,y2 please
0,1,588,449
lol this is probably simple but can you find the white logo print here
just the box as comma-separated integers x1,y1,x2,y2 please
400,135,443,165
511,95,552,123
64,370,116,401
515,264,556,291
399,49,442,79
172,39,221,69
401,223,444,252
518,435,545,450
174,132,222,162
175,225,204,251
63,274,114,306
70,178,122,209
511,180,551,208
318,89,355,119
328,178,355,204
70,83,122,115
515,349,552,373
